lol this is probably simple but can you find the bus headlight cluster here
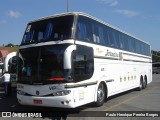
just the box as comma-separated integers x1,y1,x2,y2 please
53,90,71,96
17,90,26,95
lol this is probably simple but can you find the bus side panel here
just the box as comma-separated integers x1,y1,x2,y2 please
73,82,96,107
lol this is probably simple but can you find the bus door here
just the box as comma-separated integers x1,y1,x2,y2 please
72,45,95,105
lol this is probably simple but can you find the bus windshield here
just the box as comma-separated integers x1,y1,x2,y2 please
21,15,74,45
18,45,71,84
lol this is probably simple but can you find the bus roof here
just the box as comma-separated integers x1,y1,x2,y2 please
29,12,150,46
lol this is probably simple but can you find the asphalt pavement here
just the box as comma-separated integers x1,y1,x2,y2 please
0,74,160,120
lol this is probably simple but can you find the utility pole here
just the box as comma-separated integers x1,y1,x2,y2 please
67,0,70,12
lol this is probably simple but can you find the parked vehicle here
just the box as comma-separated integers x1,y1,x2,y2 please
0,52,17,96
152,62,160,74
17,12,152,108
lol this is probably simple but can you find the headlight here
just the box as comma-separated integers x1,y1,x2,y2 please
53,90,71,96
17,90,26,95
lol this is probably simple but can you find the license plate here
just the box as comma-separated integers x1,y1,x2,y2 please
33,100,42,104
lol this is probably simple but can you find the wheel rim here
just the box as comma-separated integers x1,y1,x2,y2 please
97,84,105,102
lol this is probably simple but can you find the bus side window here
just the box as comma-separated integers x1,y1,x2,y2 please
77,16,93,42
44,23,53,40
92,22,100,43
77,22,87,41
98,26,106,45
108,28,117,48
73,45,94,82
38,31,44,41
93,27,100,43
136,40,141,54
122,34,129,51
119,33,124,49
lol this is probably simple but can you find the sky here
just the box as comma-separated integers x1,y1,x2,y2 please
0,0,160,51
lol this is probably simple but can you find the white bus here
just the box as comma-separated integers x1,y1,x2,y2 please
17,12,152,108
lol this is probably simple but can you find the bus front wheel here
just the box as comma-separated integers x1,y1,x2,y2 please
94,83,105,107
142,76,147,89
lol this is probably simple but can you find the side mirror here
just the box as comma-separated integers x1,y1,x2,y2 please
12,56,18,64
8,56,18,73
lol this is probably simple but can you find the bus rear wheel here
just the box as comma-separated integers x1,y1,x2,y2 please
94,83,105,107
143,76,147,89
137,78,143,91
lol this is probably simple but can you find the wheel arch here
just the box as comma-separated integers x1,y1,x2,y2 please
94,81,108,102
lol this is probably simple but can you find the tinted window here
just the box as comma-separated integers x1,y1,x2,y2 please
76,16,93,42
39,45,66,81
128,37,136,52
18,47,39,82
76,15,150,56
119,33,128,50
107,28,116,48
148,45,151,56
18,45,71,84
114,30,120,49
92,22,100,43
98,26,106,45
136,40,140,54
21,15,74,45
73,45,94,82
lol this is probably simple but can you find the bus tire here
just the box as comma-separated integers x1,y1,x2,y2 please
94,82,105,107
143,76,147,89
137,77,143,91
